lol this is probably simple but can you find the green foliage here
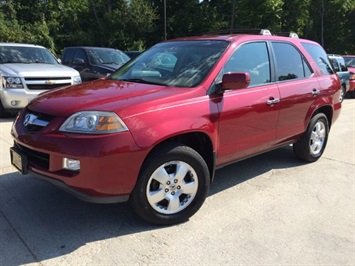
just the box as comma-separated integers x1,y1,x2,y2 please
0,0,354,54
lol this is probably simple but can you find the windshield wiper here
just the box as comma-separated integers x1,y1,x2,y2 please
119,78,164,86
3,60,31,64
102,61,120,65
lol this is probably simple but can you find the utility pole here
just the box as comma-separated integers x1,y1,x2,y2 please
164,0,167,40
231,0,236,29
321,0,324,47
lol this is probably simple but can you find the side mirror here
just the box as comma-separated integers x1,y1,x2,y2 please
222,72,250,91
57,58,62,64
73,58,86,65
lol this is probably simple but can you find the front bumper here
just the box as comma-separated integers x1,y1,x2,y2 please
11,110,148,201
0,88,41,110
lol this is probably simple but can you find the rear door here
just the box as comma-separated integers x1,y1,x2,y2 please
271,41,321,143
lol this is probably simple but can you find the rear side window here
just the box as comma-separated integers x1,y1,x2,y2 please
63,49,74,64
222,42,271,86
272,42,313,81
302,43,334,75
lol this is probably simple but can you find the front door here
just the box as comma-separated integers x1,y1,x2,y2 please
214,41,280,165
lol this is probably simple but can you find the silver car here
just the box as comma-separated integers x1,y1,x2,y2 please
0,43,81,117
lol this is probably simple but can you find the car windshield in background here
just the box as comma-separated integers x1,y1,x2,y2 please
0,46,59,64
110,40,229,87
87,49,130,66
344,56,355,67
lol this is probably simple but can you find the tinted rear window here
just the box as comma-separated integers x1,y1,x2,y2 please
302,43,334,75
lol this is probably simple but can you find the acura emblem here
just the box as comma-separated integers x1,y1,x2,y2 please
23,114,37,127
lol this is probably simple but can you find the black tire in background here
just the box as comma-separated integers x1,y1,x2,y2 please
0,100,9,118
293,113,329,162
130,143,210,225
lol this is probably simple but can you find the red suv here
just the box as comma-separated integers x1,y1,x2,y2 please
10,30,342,225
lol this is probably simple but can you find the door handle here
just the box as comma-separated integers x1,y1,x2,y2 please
312,89,321,96
267,98,280,105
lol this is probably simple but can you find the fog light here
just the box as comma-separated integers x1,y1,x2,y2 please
63,158,80,171
11,100,18,106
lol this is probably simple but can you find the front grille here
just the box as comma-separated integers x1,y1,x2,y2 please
23,109,55,133
24,76,72,91
16,143,50,171
25,77,71,81
27,83,71,90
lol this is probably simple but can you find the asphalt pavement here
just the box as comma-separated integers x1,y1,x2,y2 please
0,99,354,266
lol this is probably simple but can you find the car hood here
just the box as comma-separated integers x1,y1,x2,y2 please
0,63,80,77
28,79,193,117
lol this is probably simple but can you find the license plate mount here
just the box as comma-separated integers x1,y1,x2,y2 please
10,147,28,175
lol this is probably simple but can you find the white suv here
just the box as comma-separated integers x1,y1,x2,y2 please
0,43,81,117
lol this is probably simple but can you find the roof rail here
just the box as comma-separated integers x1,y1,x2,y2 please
274,32,299,38
202,28,272,36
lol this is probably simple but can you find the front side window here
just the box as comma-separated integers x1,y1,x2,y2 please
272,42,313,81
73,49,88,64
338,58,348,71
110,40,229,87
219,42,271,87
302,42,334,75
329,58,340,72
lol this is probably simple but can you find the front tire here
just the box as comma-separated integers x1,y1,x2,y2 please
131,143,210,225
0,100,9,118
293,113,329,162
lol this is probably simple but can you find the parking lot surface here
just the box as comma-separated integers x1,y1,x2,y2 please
0,100,354,266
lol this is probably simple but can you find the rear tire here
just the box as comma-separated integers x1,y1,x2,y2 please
293,113,329,162
131,143,210,225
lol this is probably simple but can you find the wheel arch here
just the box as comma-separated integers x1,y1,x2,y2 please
139,132,215,184
311,105,333,129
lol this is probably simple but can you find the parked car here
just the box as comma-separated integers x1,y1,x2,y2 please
61,46,130,82
10,30,341,225
328,54,350,102
0,43,81,117
124,50,142,59
343,55,355,98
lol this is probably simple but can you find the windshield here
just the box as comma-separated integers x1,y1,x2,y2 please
344,56,355,67
0,46,59,64
110,40,229,87
87,48,130,66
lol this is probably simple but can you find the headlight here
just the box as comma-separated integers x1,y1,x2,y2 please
73,75,82,84
2,76,24,88
59,111,128,134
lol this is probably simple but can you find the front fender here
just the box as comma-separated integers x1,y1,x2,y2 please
124,100,220,150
